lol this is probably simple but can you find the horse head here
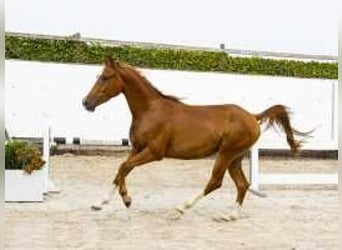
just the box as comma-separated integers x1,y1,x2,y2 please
82,56,124,112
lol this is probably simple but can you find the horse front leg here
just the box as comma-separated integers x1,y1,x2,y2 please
113,147,159,208
90,150,137,211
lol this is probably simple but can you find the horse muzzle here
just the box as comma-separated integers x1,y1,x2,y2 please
82,98,96,112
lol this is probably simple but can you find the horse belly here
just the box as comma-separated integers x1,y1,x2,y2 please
166,130,221,159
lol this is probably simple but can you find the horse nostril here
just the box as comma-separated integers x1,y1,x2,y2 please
82,98,88,107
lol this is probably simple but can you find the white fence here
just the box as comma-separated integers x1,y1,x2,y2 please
249,144,338,190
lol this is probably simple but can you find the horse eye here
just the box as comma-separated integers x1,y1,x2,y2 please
99,75,108,81
100,73,116,81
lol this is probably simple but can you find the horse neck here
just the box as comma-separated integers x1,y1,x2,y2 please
118,67,160,119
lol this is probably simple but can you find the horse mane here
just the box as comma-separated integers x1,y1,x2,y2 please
121,64,181,103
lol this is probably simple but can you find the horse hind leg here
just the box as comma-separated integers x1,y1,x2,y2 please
230,157,250,204
217,156,250,221
174,151,234,218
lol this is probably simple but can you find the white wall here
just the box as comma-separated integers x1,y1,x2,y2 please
5,60,337,148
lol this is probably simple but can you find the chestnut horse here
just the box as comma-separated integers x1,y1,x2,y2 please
83,57,309,220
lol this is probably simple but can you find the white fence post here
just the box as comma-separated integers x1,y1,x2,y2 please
43,126,50,193
249,144,259,190
42,126,60,194
332,81,338,142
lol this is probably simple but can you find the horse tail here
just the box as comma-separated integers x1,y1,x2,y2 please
255,105,312,154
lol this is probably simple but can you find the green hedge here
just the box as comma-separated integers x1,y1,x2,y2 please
5,140,45,174
5,35,337,79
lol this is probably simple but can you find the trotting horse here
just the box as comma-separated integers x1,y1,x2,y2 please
82,57,310,221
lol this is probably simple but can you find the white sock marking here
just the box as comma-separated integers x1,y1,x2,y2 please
92,186,117,210
177,192,205,213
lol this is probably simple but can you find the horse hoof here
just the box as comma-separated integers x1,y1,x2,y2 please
91,205,102,211
213,215,237,222
175,207,184,215
169,209,183,221
123,196,132,208
213,212,248,222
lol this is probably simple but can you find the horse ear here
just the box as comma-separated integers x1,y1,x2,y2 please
104,56,119,68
